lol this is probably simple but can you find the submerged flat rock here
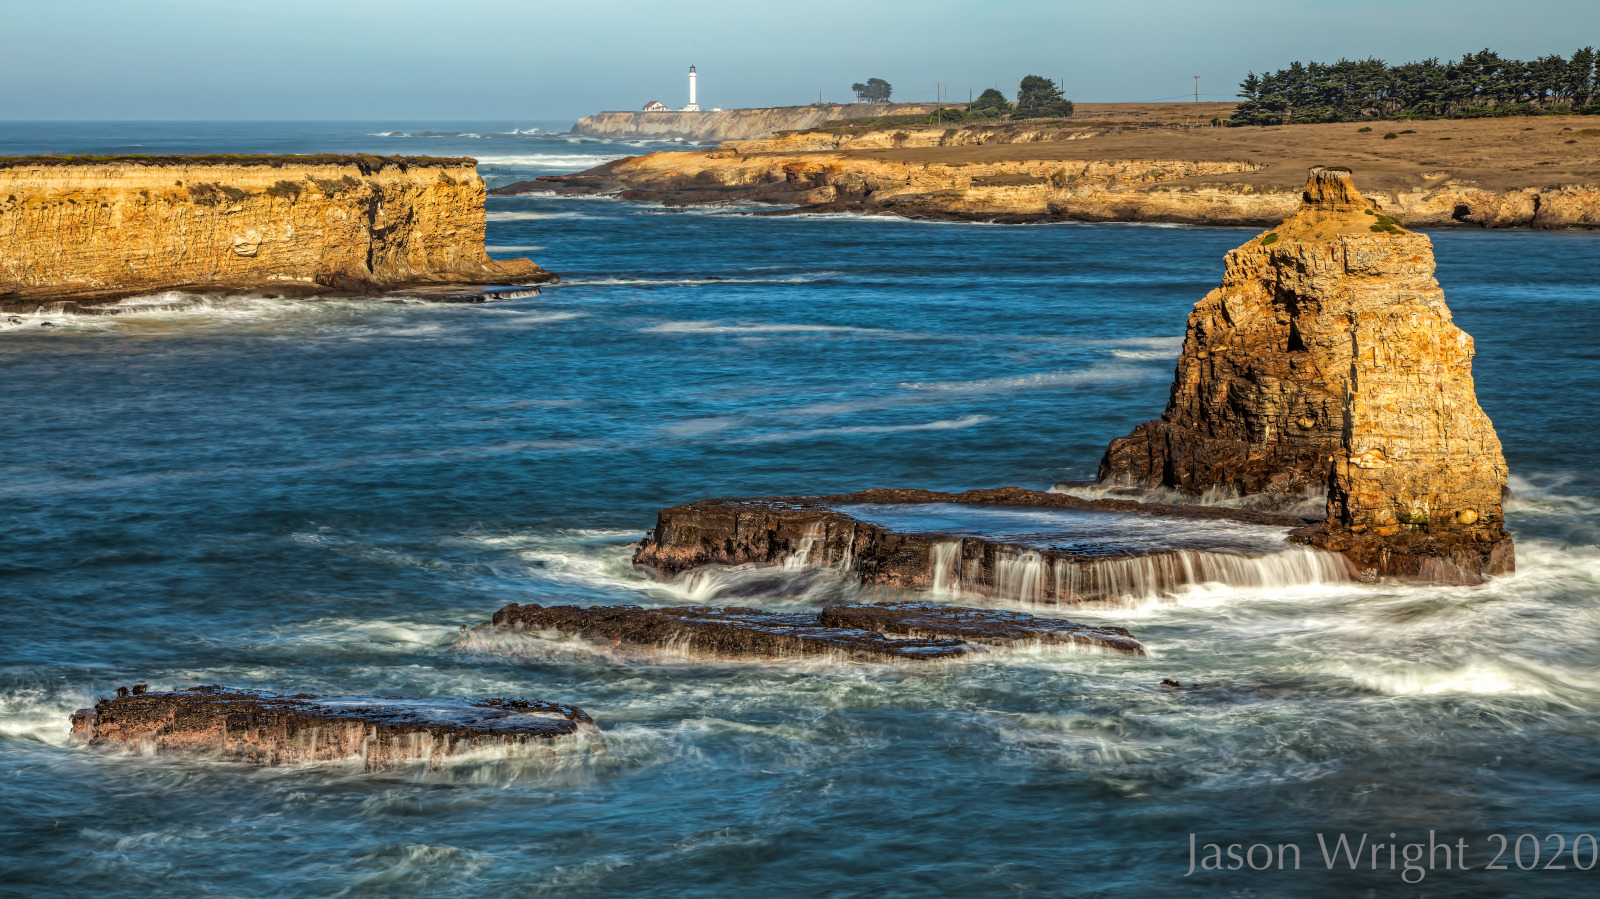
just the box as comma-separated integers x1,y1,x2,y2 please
71,685,594,769
819,601,1145,656
488,601,1144,659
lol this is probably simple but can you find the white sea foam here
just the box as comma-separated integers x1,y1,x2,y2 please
567,274,830,288
485,245,546,252
658,417,741,437
898,364,1158,393
735,415,989,444
473,154,622,168
1109,349,1179,360
451,528,646,595
485,312,586,328
484,211,595,222
641,321,879,335
1051,481,1329,519
0,685,94,745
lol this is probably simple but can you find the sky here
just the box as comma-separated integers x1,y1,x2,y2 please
3,0,1598,122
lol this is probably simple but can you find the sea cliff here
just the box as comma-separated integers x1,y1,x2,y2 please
0,155,553,312
571,103,936,142
530,114,1600,229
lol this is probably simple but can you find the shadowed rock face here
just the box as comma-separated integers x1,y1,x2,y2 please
488,600,1145,659
70,686,593,769
1098,167,1513,583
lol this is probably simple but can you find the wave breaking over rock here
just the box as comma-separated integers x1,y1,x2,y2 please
482,599,1145,659
632,487,1346,605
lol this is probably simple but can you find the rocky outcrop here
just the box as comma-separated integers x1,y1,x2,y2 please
485,600,1144,659
1100,168,1513,582
632,487,1346,604
70,685,593,769
571,103,936,142
0,155,554,312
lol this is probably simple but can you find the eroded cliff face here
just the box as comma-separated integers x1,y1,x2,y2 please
530,149,1272,223
0,155,552,310
528,134,1600,229
1099,168,1512,581
571,103,936,142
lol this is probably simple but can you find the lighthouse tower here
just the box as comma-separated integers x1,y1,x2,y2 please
680,65,701,112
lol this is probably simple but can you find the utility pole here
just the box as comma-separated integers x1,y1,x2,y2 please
1194,75,1199,103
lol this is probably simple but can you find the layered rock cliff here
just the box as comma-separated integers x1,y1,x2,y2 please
0,155,553,311
526,149,1272,223
527,119,1600,228
1099,168,1513,582
571,103,936,142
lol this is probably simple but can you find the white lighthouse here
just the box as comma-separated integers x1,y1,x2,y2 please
680,65,701,112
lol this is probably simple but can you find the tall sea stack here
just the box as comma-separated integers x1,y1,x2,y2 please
1099,167,1513,583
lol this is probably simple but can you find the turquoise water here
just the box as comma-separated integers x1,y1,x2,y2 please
3,123,1600,897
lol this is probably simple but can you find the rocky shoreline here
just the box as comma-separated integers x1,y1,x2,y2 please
516,114,1600,229
572,102,938,142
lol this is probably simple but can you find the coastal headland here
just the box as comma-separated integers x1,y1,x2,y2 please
0,154,555,313
526,102,1600,228
572,102,938,142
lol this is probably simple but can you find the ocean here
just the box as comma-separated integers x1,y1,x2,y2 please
2,121,1599,897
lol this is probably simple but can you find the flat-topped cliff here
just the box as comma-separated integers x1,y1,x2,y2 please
531,114,1600,228
1101,168,1513,582
0,155,553,311
571,103,937,142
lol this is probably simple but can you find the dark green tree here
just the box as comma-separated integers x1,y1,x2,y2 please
851,78,893,103
966,87,1012,120
1013,75,1074,119
970,87,1011,114
1230,47,1600,124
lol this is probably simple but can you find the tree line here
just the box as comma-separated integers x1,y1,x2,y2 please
850,75,1073,120
1231,48,1600,124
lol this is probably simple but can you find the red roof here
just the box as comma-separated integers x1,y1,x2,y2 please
643,100,668,110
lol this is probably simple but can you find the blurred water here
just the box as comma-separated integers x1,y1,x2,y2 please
2,122,1599,897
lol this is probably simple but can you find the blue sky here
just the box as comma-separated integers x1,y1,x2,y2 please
3,0,1597,121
